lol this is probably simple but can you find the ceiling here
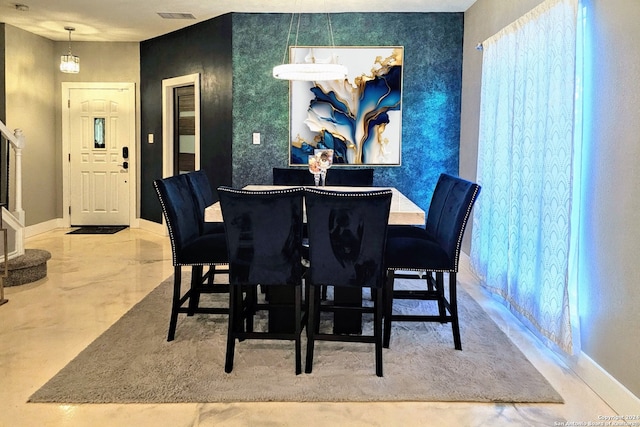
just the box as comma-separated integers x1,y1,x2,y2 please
0,0,477,42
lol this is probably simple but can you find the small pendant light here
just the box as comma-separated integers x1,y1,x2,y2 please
60,27,80,74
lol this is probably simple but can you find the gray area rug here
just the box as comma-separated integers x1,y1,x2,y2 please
29,275,563,404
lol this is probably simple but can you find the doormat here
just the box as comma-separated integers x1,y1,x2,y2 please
67,226,128,235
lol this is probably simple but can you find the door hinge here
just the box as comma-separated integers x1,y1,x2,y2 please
68,206,71,215
68,153,71,162
67,99,70,108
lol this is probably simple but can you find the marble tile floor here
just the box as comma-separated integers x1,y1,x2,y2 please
0,228,616,427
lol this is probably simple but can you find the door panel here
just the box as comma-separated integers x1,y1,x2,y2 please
69,88,131,226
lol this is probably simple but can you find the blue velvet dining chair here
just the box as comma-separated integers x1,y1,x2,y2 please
383,173,481,350
153,174,229,341
185,169,225,236
323,168,374,186
218,186,305,374
304,187,392,377
184,170,229,292
273,166,375,301
272,167,374,187
272,167,315,186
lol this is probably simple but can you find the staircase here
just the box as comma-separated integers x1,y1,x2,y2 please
1,249,51,287
0,122,50,305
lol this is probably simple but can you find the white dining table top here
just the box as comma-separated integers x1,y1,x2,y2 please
205,185,425,226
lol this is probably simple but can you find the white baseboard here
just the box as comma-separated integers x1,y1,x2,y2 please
460,252,640,414
137,218,167,236
568,352,640,415
24,218,65,238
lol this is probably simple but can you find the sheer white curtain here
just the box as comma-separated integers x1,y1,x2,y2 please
470,0,581,354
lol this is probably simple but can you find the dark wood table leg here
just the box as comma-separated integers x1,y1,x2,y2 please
265,285,296,333
333,287,362,334
265,285,363,335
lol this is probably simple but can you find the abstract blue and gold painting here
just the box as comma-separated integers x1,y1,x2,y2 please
289,46,403,166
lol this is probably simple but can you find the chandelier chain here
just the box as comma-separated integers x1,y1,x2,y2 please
281,12,296,65
327,13,335,48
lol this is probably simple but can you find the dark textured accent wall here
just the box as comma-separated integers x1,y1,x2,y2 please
139,12,462,222
140,15,233,223
232,13,463,213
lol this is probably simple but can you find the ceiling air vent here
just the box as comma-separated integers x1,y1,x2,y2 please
158,12,196,19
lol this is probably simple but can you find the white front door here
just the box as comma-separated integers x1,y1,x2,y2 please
66,86,134,226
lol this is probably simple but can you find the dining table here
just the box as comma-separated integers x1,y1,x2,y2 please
205,185,426,335
205,185,425,225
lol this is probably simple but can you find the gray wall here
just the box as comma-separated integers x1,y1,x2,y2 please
578,0,640,398
461,0,640,398
2,25,139,226
54,41,140,219
4,25,56,226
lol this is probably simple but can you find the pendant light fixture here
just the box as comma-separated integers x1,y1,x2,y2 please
60,26,80,74
272,4,347,82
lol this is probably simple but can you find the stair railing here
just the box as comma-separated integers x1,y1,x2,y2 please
0,207,7,305
0,121,25,225
0,121,25,306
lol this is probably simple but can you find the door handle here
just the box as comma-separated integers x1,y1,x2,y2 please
122,146,129,159
118,161,129,170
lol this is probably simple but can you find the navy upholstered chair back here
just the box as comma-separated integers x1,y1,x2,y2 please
186,170,214,213
304,187,391,377
218,186,305,286
185,170,224,235
305,187,392,289
272,168,315,186
273,167,374,187
153,174,201,266
324,168,374,186
425,173,481,271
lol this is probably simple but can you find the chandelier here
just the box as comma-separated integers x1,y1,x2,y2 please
60,27,80,74
272,9,347,82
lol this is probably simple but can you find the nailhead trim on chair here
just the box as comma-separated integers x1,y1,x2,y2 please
386,183,480,274
386,267,451,273
304,187,393,198
153,181,179,267
154,180,229,268
218,186,305,196
451,184,481,271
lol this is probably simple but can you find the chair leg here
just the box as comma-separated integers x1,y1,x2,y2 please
207,265,215,285
167,267,182,341
244,285,256,333
383,270,395,348
427,271,435,291
225,285,237,373
313,283,322,334
187,265,203,316
294,285,302,375
305,285,318,374
374,286,384,377
435,272,447,322
449,273,462,350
